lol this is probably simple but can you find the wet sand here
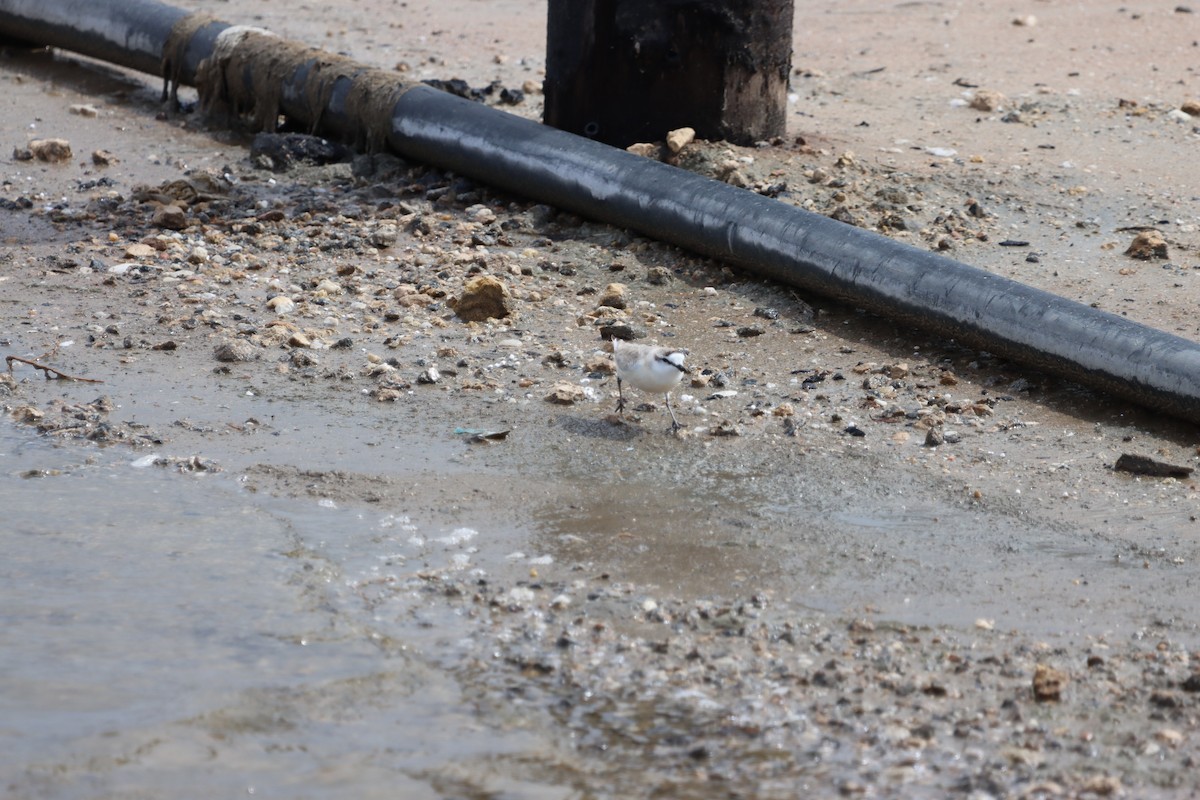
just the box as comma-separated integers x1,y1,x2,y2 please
3,1,1200,796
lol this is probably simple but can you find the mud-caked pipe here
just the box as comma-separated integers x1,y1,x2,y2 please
3,0,1200,423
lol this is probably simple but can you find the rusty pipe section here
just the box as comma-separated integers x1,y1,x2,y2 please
3,0,1200,423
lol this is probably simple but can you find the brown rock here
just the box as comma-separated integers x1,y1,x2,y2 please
1080,776,1122,796
626,142,660,159
1032,663,1068,702
28,138,73,163
646,266,672,285
124,243,156,260
544,383,585,405
723,169,750,188
152,205,188,230
449,275,510,322
1125,230,1168,260
396,292,433,308
213,340,258,363
584,355,615,374
11,405,45,423
666,126,696,154
1181,99,1200,117
91,149,118,166
596,282,628,309
969,90,1008,112
266,296,295,314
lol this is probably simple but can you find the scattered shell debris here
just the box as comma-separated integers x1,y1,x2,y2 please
3,16,1200,792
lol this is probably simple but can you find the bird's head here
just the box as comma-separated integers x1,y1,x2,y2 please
662,350,688,372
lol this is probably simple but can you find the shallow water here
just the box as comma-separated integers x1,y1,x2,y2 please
6,396,1200,796
0,423,573,798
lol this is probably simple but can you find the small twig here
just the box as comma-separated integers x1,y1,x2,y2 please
5,355,104,383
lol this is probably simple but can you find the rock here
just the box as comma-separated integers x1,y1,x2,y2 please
924,427,945,447
449,275,510,322
596,282,627,309
646,266,672,285
1155,728,1184,748
723,169,750,188
214,341,258,362
1124,230,1168,260
68,104,98,117
250,131,353,171
396,292,433,308
417,366,440,384
584,355,615,375
288,333,312,348
1182,99,1200,116
545,383,585,405
969,90,1008,112
369,223,398,248
393,284,434,308
666,126,696,154
599,323,644,342
467,204,496,224
710,420,742,437
11,405,45,424
266,296,296,314
543,350,569,368
152,205,188,230
27,138,73,163
92,149,118,166
626,142,659,158
1079,776,1122,797
1032,663,1068,702
124,243,156,260
290,350,318,368
1113,453,1192,478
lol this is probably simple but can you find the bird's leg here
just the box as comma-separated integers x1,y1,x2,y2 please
615,376,626,413
665,393,681,432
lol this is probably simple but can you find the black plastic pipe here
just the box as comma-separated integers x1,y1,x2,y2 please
4,0,1200,423
390,88,1200,421
0,0,188,75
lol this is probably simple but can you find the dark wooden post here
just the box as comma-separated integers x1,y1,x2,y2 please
543,0,794,148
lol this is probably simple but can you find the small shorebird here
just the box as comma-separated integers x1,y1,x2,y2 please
611,338,688,431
